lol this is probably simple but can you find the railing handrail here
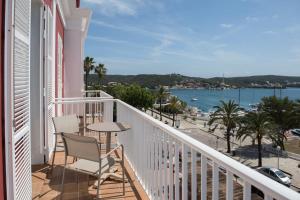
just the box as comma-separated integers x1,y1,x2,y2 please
82,90,114,98
116,99,300,200
53,97,113,104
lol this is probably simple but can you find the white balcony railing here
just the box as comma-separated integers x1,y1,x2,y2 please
52,94,300,200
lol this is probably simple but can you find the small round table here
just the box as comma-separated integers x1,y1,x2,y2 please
87,122,131,186
87,122,131,153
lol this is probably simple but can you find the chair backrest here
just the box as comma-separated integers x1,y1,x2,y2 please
52,115,79,134
61,133,101,162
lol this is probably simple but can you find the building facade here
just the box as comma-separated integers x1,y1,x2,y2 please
0,0,91,199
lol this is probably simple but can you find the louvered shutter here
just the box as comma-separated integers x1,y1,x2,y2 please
44,7,55,157
57,34,63,115
11,0,32,199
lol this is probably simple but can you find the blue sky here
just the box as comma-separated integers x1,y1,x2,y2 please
82,0,300,77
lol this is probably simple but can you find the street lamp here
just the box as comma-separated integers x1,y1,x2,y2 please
277,146,281,169
175,119,180,128
216,136,219,150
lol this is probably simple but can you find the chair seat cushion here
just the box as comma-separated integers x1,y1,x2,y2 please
68,157,115,176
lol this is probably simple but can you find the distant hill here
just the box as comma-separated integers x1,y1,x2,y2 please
207,75,300,86
87,74,300,88
88,74,203,88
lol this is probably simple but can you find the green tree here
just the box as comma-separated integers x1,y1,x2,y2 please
83,56,95,91
209,100,241,153
157,87,168,121
260,96,297,150
95,63,107,89
168,96,183,127
237,112,277,167
109,84,155,110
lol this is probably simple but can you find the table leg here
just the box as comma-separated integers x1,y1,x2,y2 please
106,132,111,153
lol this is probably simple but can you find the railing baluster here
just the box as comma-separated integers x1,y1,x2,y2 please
201,154,207,200
191,149,197,200
151,127,155,198
163,133,168,200
226,171,233,200
174,142,179,200
158,131,163,199
182,144,188,200
169,137,174,200
212,162,219,200
243,181,251,200
156,129,160,199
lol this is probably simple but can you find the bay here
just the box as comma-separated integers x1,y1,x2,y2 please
171,88,300,112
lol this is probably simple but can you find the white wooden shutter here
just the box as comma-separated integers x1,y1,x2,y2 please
11,0,32,199
44,7,54,157
57,34,63,115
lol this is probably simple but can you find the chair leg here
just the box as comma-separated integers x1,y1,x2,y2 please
51,135,58,173
96,176,101,199
122,146,125,196
60,164,66,200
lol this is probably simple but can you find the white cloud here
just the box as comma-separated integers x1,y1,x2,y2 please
220,24,233,28
88,36,129,44
83,0,139,16
83,0,164,16
263,30,277,35
92,20,181,42
245,16,259,22
285,25,300,33
212,50,252,63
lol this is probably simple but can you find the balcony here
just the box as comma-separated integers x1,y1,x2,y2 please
32,92,300,200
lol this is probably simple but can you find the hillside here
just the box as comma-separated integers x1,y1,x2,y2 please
88,74,203,88
87,74,300,88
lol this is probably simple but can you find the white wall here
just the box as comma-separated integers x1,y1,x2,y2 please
64,30,84,97
30,1,44,164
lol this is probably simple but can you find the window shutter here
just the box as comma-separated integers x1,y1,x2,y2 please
44,7,54,157
11,0,32,199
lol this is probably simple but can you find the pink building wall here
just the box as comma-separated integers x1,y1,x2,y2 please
0,0,6,199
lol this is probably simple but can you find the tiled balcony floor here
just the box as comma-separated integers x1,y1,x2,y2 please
32,134,148,200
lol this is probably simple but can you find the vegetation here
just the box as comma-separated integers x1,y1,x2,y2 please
88,73,300,88
237,112,277,167
95,63,107,88
168,96,184,127
209,100,242,153
156,87,169,121
83,57,95,90
259,96,298,150
106,84,155,110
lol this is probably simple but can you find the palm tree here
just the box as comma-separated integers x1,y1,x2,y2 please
209,100,241,153
83,56,95,91
95,63,107,89
157,87,168,121
169,96,183,127
237,112,276,167
260,96,297,150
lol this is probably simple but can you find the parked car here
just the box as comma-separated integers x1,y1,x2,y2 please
291,129,300,136
257,167,291,187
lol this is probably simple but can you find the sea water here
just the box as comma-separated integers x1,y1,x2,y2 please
171,88,300,112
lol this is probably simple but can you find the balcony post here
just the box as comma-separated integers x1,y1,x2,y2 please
212,162,219,200
226,171,233,200
201,155,207,200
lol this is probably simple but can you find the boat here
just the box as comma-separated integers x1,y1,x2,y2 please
191,98,198,101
